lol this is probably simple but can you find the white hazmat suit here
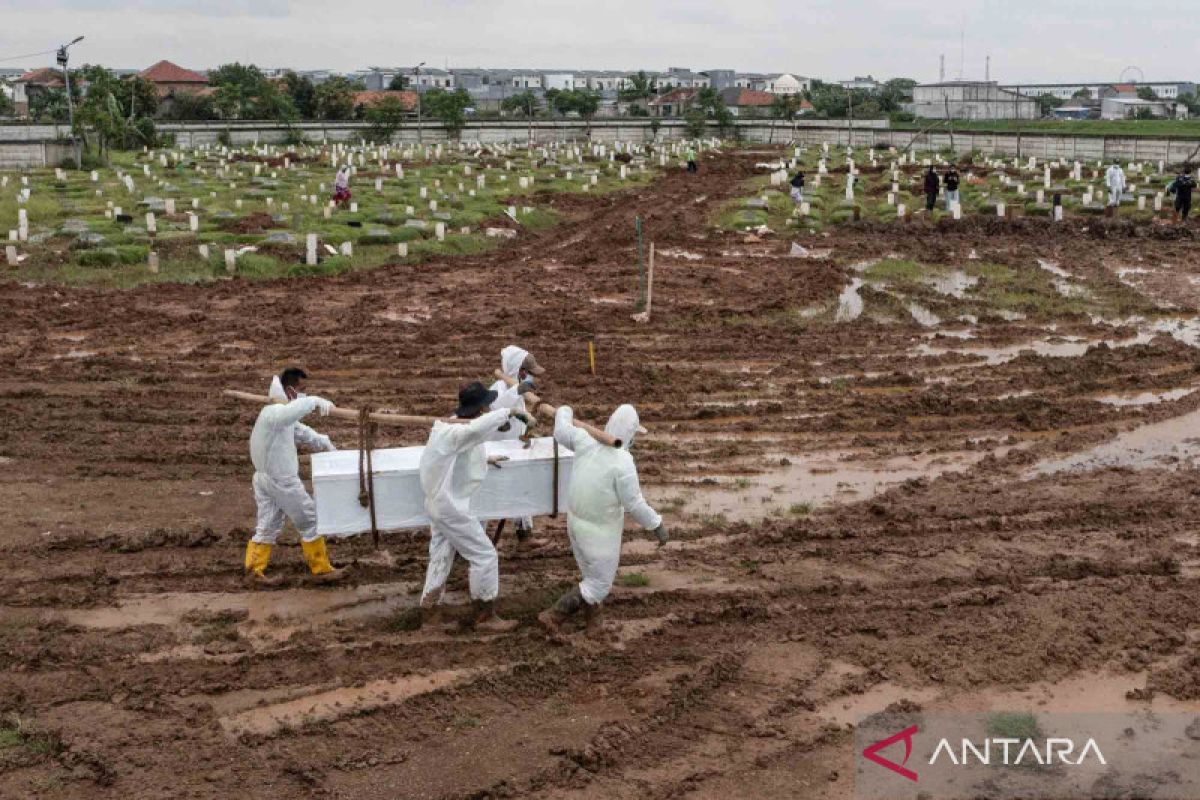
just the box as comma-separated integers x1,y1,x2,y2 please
249,377,335,545
1106,164,1127,207
554,405,662,605
490,345,535,532
419,408,514,603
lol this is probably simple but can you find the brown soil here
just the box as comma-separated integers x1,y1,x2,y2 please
2,150,1199,799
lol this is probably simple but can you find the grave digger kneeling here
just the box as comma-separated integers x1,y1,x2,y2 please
312,382,557,632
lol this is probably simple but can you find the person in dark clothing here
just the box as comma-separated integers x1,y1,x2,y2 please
923,167,940,212
943,167,961,211
1168,167,1197,222
789,171,806,204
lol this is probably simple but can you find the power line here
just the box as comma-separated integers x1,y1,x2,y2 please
0,48,57,65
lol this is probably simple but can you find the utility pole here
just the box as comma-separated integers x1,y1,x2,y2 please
985,55,991,83
413,61,426,145
939,54,945,83
58,35,84,169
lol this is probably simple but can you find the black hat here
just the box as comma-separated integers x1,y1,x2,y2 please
455,381,498,418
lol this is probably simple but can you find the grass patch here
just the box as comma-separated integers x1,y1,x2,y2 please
0,716,59,756
615,572,650,588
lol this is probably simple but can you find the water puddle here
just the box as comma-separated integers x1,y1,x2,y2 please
1093,388,1195,407
219,668,480,737
914,332,1154,366
835,279,864,322
658,248,703,261
656,446,1018,523
927,270,979,298
1036,259,1071,279
908,304,940,327
52,582,419,630
1034,407,1200,475
823,669,1193,725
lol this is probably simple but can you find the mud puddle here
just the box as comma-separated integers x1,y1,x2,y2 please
820,669,1193,727
1093,387,1196,407
835,279,864,322
657,446,1018,523
49,582,419,630
1035,407,1200,474
914,332,1155,366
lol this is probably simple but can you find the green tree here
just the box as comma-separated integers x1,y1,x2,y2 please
423,87,472,138
1134,106,1156,120
30,89,70,123
1177,92,1200,115
683,109,707,138
1136,86,1159,101
0,89,13,117
1036,93,1065,116
388,74,409,91
1072,87,1093,99
280,71,316,117
314,76,364,120
157,91,218,121
878,78,917,112
363,95,410,143
502,89,541,145
618,70,655,109
501,90,540,118
209,63,296,121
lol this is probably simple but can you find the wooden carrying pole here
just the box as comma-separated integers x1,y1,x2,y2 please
223,390,453,427
492,370,622,448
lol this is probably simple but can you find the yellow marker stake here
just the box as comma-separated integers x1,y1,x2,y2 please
588,341,596,376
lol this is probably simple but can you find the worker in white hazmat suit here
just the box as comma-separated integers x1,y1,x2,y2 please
488,345,546,543
420,381,538,631
538,404,667,634
1106,163,1127,208
244,368,346,587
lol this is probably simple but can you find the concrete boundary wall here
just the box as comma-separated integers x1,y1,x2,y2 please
2,119,1199,168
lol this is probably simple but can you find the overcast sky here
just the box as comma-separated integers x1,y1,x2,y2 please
1,0,1194,84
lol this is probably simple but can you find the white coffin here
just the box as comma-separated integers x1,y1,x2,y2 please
311,437,574,537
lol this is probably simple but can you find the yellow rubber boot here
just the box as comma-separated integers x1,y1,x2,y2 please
301,537,348,584
243,542,281,588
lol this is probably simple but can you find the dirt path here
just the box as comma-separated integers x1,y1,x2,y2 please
1,149,1199,798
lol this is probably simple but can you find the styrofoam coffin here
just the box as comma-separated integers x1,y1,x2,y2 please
312,437,574,537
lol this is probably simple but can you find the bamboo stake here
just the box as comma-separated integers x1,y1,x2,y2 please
633,242,654,323
493,370,622,448
222,390,461,427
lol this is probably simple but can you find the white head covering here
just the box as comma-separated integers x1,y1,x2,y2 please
605,404,640,451
268,375,289,402
500,345,529,380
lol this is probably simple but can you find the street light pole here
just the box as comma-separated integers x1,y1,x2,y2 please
413,62,426,146
58,36,85,169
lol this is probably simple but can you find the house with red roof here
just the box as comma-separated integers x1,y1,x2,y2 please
647,88,698,117
139,60,209,99
11,67,69,117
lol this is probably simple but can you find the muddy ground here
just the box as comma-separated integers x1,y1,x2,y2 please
2,148,1200,799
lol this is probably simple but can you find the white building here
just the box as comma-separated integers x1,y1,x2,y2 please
412,68,455,90
840,76,881,92
910,81,1038,120
764,73,810,95
543,73,574,91
1000,81,1196,101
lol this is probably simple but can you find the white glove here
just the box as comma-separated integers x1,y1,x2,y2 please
312,397,335,417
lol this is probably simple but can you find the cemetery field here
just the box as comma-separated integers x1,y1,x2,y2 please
719,144,1194,234
2,145,1200,799
1,140,658,288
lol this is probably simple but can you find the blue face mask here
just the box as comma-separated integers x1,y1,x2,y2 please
521,375,535,388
